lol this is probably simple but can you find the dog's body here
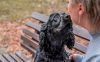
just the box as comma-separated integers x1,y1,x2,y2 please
34,13,75,62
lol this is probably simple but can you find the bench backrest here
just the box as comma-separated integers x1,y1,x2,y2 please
32,12,91,41
21,12,91,57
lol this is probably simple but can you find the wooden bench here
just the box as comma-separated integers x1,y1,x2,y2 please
0,52,29,62
21,12,91,58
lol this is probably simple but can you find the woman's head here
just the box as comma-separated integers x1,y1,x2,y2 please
67,0,100,33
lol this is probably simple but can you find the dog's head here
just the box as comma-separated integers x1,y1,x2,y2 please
39,13,75,52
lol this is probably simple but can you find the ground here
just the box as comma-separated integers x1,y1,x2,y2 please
0,18,34,58
0,17,89,59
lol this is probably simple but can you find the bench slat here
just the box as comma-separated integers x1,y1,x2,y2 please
74,42,87,53
0,55,8,62
26,21,41,32
21,35,39,49
32,12,91,41
32,12,49,23
23,29,39,42
21,41,36,55
10,54,23,62
15,52,28,62
3,54,16,62
73,24,91,41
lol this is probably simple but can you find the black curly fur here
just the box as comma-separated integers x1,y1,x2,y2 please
34,12,75,62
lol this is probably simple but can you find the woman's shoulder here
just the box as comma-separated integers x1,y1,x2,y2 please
82,33,100,62
83,54,100,62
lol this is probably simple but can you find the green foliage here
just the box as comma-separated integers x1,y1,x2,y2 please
0,0,67,21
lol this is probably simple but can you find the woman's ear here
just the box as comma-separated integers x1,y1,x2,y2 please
78,3,85,16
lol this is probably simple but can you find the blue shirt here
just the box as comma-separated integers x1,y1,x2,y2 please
82,33,100,62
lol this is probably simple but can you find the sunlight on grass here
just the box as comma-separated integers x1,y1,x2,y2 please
0,0,67,21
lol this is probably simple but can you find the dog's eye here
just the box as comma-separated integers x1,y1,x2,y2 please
52,16,60,27
54,19,57,22
53,18,59,23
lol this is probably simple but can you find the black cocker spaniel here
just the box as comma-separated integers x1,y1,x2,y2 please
34,12,75,62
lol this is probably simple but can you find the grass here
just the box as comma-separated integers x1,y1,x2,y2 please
0,0,67,21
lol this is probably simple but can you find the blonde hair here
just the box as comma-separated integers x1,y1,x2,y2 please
73,0,100,32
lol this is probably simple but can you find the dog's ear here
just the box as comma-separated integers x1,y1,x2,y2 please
62,13,75,49
39,23,47,51
40,23,48,31
64,30,75,49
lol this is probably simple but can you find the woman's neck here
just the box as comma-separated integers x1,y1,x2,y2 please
79,19,96,34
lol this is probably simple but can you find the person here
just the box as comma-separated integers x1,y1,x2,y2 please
67,0,100,62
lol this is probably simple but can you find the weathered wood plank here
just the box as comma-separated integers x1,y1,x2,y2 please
23,29,39,42
74,42,87,53
26,21,41,32
10,54,23,62
26,21,41,33
32,12,49,23
21,35,39,49
15,52,28,62
0,55,8,62
21,41,36,55
3,54,16,62
73,24,91,41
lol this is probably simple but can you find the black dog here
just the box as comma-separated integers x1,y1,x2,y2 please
34,12,75,62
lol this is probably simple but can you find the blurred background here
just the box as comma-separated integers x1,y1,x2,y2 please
0,0,88,58
0,0,68,57
0,0,67,21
